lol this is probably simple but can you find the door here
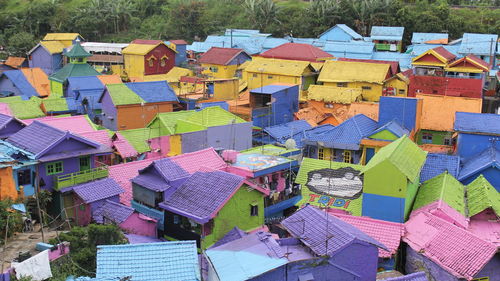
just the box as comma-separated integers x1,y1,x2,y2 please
366,148,375,164
79,156,91,171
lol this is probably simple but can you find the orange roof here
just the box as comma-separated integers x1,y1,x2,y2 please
4,57,25,69
226,91,250,107
97,74,123,85
419,144,454,154
20,68,50,97
417,94,482,131
346,102,379,121
425,38,448,44
294,106,333,126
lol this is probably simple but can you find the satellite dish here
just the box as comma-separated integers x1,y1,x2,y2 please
285,138,297,150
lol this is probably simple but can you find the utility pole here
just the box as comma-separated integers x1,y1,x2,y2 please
230,29,233,48
35,166,45,243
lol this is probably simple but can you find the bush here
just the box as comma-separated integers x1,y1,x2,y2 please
0,199,23,244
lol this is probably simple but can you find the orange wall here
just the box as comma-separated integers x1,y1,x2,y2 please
116,103,174,130
0,167,19,200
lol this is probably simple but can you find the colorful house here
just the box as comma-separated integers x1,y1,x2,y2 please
370,26,404,52
361,135,427,222
317,60,391,102
319,24,363,42
322,41,375,59
458,146,500,191
27,41,65,75
0,68,50,98
259,43,333,62
96,241,200,281
48,41,101,98
303,114,378,163
282,205,387,281
249,84,299,128
158,169,264,249
0,113,25,139
420,153,460,182
254,120,311,146
458,33,498,66
360,120,410,164
306,84,363,106
454,112,500,159
331,212,404,270
122,40,177,80
167,39,188,66
41,97,77,115
66,76,106,118
377,96,422,133
404,212,498,281
108,158,155,206
198,47,251,79
243,58,316,97
0,141,37,199
99,81,178,131
66,42,129,74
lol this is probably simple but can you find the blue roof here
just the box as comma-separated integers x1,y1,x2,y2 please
420,153,461,182
197,101,229,111
323,41,375,58
67,76,104,92
76,89,104,110
250,84,297,95
319,24,363,41
262,37,290,51
290,37,326,48
126,81,178,103
406,44,461,58
454,112,500,135
294,124,335,148
459,33,498,55
370,26,404,41
459,146,499,181
93,199,134,224
96,241,200,281
372,51,413,70
371,120,409,139
263,120,312,144
2,70,38,98
224,29,262,36
411,33,449,44
306,114,378,150
189,35,269,54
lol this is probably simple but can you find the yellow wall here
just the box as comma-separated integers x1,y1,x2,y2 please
385,78,408,97
201,63,238,79
214,79,239,100
0,167,19,200
124,54,145,79
245,71,300,90
110,65,124,76
168,134,182,156
323,82,383,102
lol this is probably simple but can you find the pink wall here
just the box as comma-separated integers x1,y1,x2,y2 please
48,242,70,261
120,213,157,237
74,195,91,226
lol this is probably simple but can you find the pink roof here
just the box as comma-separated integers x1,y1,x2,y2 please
23,115,95,134
114,140,138,158
0,103,12,116
331,213,403,258
468,218,500,247
108,158,156,206
404,212,497,280
78,130,113,147
260,43,333,62
169,148,227,174
170,40,188,45
198,47,247,65
410,200,469,229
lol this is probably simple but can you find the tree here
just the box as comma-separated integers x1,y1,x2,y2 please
243,0,280,32
6,32,36,56
0,199,23,244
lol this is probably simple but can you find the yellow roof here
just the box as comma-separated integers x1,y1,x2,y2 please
20,68,50,97
318,61,390,84
40,41,65,54
307,85,362,104
244,58,313,77
385,73,410,84
310,62,324,72
122,43,158,55
43,33,81,41
164,67,194,83
417,94,482,131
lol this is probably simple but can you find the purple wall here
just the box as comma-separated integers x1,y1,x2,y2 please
0,76,22,96
331,241,379,281
101,91,117,131
39,155,95,191
206,123,252,151
405,246,459,281
0,121,24,139
29,47,62,75
474,253,500,281
181,130,208,153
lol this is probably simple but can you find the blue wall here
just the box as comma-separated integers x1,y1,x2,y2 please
175,44,187,66
457,133,500,159
251,85,299,128
362,193,405,223
378,97,419,132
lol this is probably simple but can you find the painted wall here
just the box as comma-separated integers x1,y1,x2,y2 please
408,76,484,98
385,78,408,97
181,130,208,154
322,82,384,102
116,103,174,131
405,246,461,281
378,97,421,133
416,129,453,146
331,241,379,281
0,76,22,96
144,44,176,76
39,155,95,192
174,44,187,66
202,186,264,249
120,212,157,237
474,253,500,281
206,123,252,151
13,166,35,197
362,193,405,222
0,121,25,139
74,194,91,226
101,91,118,131
246,72,302,91
124,54,145,78
213,79,239,100
50,80,64,98
201,64,238,79
0,167,19,200
457,133,500,159
29,47,62,75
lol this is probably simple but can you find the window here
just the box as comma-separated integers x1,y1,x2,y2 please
160,57,167,67
46,161,63,175
267,75,273,79
78,58,83,63
210,66,218,73
148,59,154,67
361,86,372,90
444,138,452,146
399,89,405,95
252,73,258,77
173,215,180,225
203,219,214,236
250,204,259,216
17,169,31,186
337,82,347,87
318,148,325,160
343,150,352,163
324,103,334,108
422,133,433,144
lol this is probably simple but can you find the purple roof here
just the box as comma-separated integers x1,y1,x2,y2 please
153,158,190,182
93,199,134,224
281,205,387,256
132,158,190,191
73,178,125,204
383,272,429,281
132,170,171,192
210,227,247,248
159,170,244,224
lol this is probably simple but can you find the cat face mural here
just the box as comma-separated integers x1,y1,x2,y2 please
306,167,363,200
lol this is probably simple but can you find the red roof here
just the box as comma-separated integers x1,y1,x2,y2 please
170,40,188,45
432,46,457,62
131,39,163,45
198,47,247,65
447,54,490,72
179,76,205,83
338,58,400,76
260,43,333,62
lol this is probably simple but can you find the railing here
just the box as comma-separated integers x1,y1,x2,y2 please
131,200,164,229
375,43,391,51
54,166,108,190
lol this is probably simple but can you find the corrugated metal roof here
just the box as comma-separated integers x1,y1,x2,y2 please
245,58,313,76
122,43,157,55
263,120,312,143
454,112,500,135
49,63,101,83
308,85,362,103
370,120,409,139
370,26,404,41
318,60,390,84
20,68,50,97
105,83,144,106
459,33,498,55
411,33,449,44
323,41,375,56
372,52,413,70
406,44,460,58
198,47,248,65
319,24,363,41
40,41,66,54
66,42,129,54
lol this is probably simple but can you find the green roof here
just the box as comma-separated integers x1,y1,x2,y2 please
184,106,247,128
0,96,23,103
65,41,91,58
466,175,500,217
42,98,69,112
412,172,466,215
241,144,300,156
360,135,427,182
148,111,196,136
7,100,45,119
296,157,363,185
118,128,160,153
49,63,101,83
106,84,145,106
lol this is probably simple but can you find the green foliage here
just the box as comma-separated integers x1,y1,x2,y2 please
0,199,23,244
49,224,127,276
6,32,36,56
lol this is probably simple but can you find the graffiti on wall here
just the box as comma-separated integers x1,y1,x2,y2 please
306,167,363,200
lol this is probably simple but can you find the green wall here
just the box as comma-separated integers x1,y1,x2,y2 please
404,179,420,220
416,129,453,145
369,130,398,141
50,80,64,98
362,159,408,198
202,186,264,249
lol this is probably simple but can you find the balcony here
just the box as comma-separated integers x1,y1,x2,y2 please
54,166,108,191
